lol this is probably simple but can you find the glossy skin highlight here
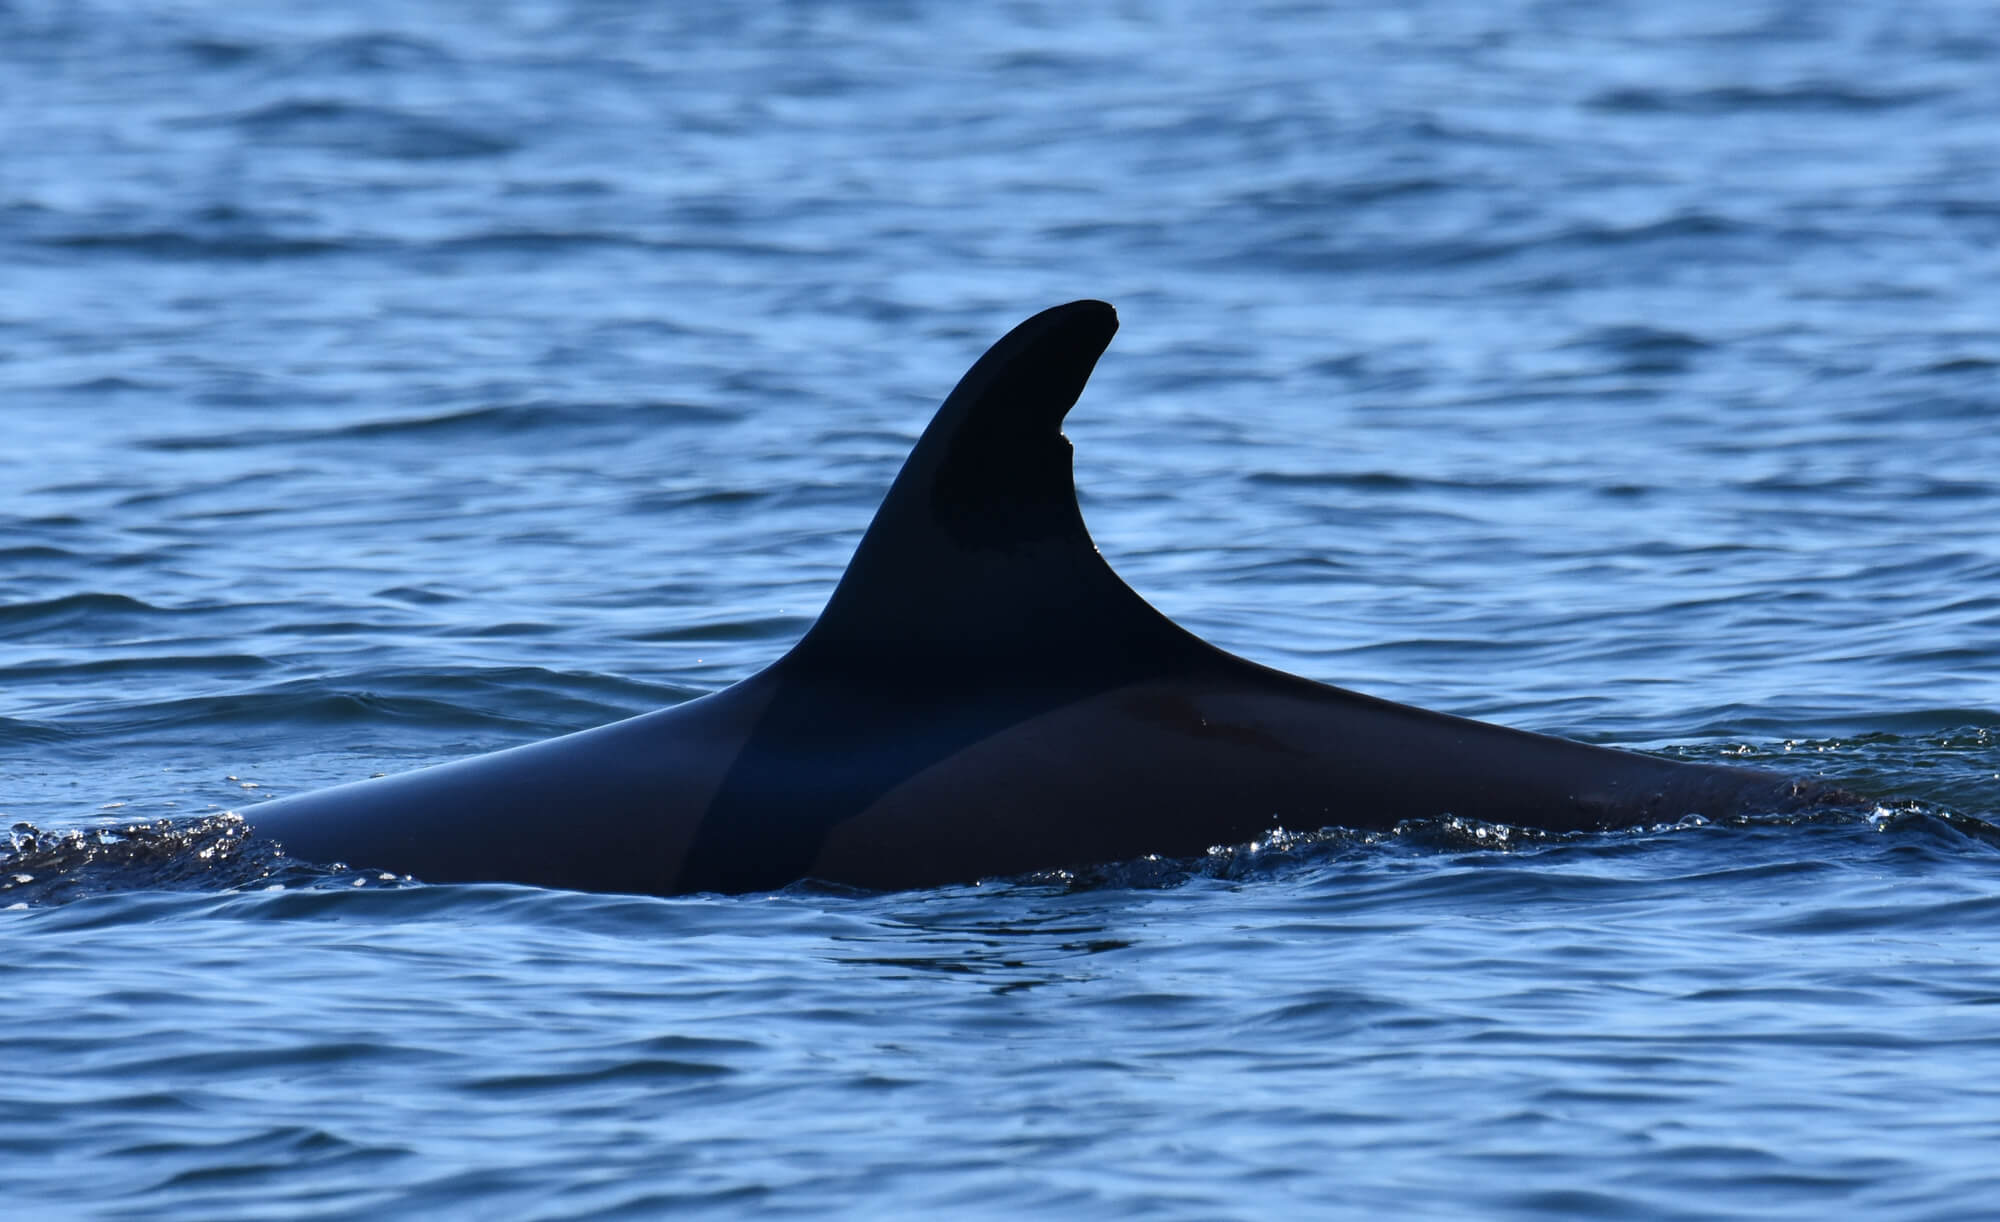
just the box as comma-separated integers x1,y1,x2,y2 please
248,302,1831,895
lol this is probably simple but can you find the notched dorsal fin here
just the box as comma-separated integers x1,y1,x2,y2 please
791,300,1202,678
923,299,1118,548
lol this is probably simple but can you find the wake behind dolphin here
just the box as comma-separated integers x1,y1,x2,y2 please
248,302,1836,894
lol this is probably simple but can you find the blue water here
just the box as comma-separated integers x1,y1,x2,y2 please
5,0,2000,1215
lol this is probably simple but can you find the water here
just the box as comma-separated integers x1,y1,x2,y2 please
4,0,1999,1215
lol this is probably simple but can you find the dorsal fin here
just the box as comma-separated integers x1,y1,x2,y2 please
687,302,1222,891
788,300,1203,681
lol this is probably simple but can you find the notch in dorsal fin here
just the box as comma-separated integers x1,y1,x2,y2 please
789,300,1202,680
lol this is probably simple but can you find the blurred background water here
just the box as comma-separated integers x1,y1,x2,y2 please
4,0,1999,1216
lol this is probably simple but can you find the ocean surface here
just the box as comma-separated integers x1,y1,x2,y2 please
5,0,2000,1215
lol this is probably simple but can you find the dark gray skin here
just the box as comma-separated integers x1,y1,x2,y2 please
248,301,1834,895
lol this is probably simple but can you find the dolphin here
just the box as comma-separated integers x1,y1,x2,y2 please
247,300,1832,894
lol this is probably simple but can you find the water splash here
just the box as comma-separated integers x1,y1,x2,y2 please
2,814,302,907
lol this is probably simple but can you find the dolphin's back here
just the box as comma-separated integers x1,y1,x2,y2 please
250,302,1832,895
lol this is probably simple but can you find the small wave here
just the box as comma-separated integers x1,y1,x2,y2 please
626,487,769,513
1562,324,1711,359
41,230,356,260
325,402,728,441
174,98,515,160
291,31,457,74
984,48,1121,77
135,400,733,451
60,666,689,743
501,178,618,198
1561,212,1748,249
2,653,272,683
391,665,691,710
1229,175,1457,217
86,691,540,739
1588,83,1943,114
1919,356,2000,375
1741,472,1876,494
0,593,176,638
0,544,83,563
464,1057,735,1093
626,615,811,644
0,715,68,748
435,230,652,255
1225,211,1757,275
439,621,562,639
430,231,834,260
59,375,161,394
177,37,260,67
373,585,460,607
1245,470,1555,494
1304,354,1433,391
